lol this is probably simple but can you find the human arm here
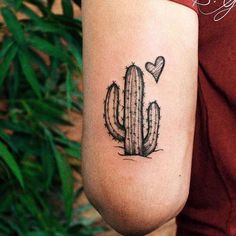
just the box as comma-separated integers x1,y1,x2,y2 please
82,0,198,234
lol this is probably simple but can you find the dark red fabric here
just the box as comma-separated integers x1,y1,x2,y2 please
170,1,236,235
170,0,199,14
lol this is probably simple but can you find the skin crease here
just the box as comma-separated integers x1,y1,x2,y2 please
82,0,199,235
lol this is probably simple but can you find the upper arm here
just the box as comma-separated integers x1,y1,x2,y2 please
82,0,198,234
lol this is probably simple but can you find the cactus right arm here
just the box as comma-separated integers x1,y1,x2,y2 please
82,0,198,235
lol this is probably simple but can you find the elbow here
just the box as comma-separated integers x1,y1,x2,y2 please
84,179,189,235
97,202,183,236
82,150,191,235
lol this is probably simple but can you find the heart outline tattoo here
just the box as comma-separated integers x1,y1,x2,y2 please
145,56,165,83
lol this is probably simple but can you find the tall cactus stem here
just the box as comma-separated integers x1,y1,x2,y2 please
124,65,144,155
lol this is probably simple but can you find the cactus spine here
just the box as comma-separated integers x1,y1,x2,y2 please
104,64,160,157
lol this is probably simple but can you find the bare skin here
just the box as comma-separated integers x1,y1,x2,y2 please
82,1,198,235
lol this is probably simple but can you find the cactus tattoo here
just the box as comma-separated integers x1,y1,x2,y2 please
104,59,165,157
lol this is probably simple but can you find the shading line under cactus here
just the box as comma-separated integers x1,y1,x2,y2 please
104,61,165,157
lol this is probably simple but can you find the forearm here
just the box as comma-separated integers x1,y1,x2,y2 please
82,0,198,234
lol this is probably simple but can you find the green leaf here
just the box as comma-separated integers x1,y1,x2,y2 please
64,146,81,159
0,120,33,134
27,49,49,78
0,129,18,152
54,149,73,220
0,142,24,188
23,0,49,16
20,5,66,34
0,38,14,59
52,15,82,32
45,129,73,220
10,59,20,100
0,188,14,213
0,43,18,87
61,0,74,17
18,49,42,98
19,194,48,229
54,135,80,150
18,3,43,21
10,133,43,157
45,57,60,92
27,36,71,62
64,34,83,70
1,8,26,46
25,21,65,34
40,141,55,188
27,100,64,117
0,216,23,236
66,66,73,109
15,0,23,9
24,99,71,125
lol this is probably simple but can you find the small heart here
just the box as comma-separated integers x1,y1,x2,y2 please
145,56,165,83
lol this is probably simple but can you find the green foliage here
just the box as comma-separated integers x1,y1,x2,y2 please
0,1,106,235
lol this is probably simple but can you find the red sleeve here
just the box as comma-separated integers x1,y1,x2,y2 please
170,0,199,15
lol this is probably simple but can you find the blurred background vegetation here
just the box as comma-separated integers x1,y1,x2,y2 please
0,0,109,235
0,1,176,235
